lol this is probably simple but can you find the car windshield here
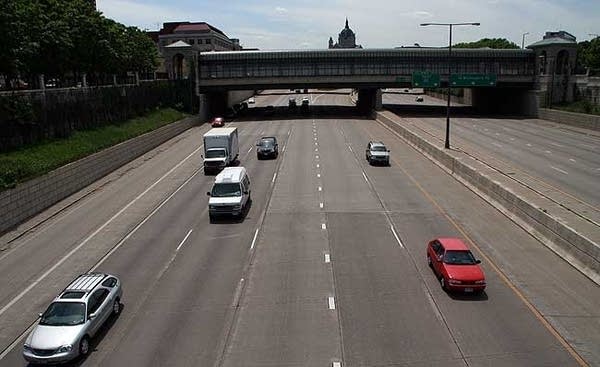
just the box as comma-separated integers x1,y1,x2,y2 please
371,146,387,152
40,302,86,326
205,149,226,158
443,250,477,265
259,139,275,147
211,183,241,197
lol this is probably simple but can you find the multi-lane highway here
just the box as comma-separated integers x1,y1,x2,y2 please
1,91,599,366
384,92,600,209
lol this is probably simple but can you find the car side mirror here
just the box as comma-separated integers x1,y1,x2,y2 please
88,313,96,320
206,192,211,196
387,150,390,152
475,259,481,264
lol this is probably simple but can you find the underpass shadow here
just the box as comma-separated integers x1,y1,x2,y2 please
236,105,371,122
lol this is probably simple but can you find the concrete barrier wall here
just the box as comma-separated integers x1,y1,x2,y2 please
375,112,599,283
0,116,200,234
538,108,600,131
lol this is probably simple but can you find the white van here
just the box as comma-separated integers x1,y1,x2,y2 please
207,167,251,220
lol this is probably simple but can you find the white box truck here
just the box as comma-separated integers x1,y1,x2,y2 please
203,127,239,174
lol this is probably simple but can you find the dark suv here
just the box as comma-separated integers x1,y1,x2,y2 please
256,136,279,159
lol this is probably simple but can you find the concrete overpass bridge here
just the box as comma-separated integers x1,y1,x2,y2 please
195,48,538,115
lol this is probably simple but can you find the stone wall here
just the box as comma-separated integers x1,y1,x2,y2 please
538,108,600,131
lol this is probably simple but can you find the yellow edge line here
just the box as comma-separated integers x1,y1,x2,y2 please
361,118,589,367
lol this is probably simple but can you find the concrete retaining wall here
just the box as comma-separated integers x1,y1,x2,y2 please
538,108,600,131
0,115,200,234
375,111,600,284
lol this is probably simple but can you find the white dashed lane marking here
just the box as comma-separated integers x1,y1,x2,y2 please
321,223,327,230
250,228,259,249
550,166,569,175
569,158,576,163
320,202,324,209
324,253,331,263
492,142,502,148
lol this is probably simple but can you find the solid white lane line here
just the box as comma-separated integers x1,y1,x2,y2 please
0,144,204,317
328,296,336,310
321,223,327,230
272,172,277,183
318,186,322,191
569,158,576,163
0,322,37,360
492,142,502,148
320,202,324,209
361,171,369,183
390,225,404,248
250,228,259,249
324,253,331,263
176,229,193,251
550,166,569,175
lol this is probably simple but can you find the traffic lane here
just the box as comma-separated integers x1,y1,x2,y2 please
0,123,220,355
0,123,211,306
345,119,595,365
317,119,381,213
220,120,341,366
406,115,600,206
316,118,465,366
0,119,273,366
87,120,293,367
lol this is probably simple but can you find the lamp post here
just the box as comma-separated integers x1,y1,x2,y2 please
522,32,529,49
420,22,480,149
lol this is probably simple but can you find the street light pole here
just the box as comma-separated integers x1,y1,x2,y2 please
522,32,529,49
420,22,480,149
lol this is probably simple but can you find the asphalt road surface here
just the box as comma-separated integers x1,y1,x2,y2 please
384,92,600,208
0,91,598,366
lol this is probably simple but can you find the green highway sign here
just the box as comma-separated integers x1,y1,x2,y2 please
395,76,412,83
450,74,497,87
412,71,440,87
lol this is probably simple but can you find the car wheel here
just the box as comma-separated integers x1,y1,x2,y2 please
79,336,90,357
209,214,215,223
112,298,121,316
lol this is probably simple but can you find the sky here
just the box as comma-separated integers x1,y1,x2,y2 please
97,0,600,49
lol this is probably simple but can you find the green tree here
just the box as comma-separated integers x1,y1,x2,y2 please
579,38,600,70
454,38,519,49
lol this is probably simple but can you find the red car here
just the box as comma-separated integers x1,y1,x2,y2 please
211,117,224,127
427,237,486,293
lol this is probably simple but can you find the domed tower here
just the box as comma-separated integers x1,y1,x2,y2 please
338,18,357,48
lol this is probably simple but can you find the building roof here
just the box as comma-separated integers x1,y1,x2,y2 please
527,37,577,48
165,40,192,48
158,22,227,37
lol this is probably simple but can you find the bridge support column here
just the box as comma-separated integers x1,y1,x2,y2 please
471,88,538,117
357,88,383,114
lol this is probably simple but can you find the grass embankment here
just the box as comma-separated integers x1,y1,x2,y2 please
552,100,600,116
0,108,189,190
